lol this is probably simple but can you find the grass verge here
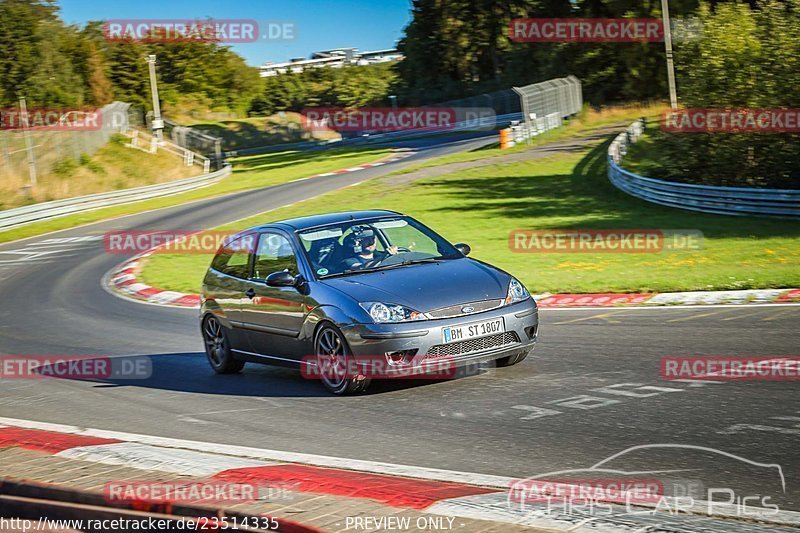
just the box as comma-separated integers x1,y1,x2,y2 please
0,145,393,245
139,130,800,295
0,134,202,211
188,112,339,151
389,103,666,173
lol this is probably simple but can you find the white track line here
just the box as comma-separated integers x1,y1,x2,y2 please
0,417,514,488
3,417,799,527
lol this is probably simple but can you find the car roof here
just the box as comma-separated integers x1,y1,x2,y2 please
245,210,404,234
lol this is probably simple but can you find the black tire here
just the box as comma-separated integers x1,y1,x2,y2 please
202,315,245,374
314,322,371,395
495,349,530,368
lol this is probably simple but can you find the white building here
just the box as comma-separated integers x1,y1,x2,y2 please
260,48,402,77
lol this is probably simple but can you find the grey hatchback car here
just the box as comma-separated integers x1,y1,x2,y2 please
200,210,538,394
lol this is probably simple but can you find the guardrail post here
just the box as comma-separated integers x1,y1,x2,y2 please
203,160,210,173
149,137,157,154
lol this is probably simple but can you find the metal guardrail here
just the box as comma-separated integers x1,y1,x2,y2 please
608,120,800,219
0,165,231,231
225,112,526,157
357,111,524,144
221,76,582,157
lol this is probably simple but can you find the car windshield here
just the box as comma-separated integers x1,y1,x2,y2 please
297,216,462,278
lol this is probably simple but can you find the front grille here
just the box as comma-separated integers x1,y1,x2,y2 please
425,332,520,358
427,299,504,319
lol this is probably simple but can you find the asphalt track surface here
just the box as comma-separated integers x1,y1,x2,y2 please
0,132,798,515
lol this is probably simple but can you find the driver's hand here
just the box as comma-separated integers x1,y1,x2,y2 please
387,245,399,255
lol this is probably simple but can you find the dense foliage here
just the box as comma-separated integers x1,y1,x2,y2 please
394,0,705,105
639,1,800,187
250,63,398,115
0,0,260,115
1,0,796,186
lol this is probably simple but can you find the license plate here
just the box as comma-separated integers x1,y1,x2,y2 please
442,318,504,343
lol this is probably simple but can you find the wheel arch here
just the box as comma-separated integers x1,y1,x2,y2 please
301,304,354,345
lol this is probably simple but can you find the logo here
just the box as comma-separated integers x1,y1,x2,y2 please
507,444,786,521
102,19,296,43
0,108,103,131
461,306,475,313
509,229,703,253
661,356,800,381
510,18,664,43
662,109,800,133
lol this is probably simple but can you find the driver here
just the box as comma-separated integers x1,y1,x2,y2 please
343,228,398,270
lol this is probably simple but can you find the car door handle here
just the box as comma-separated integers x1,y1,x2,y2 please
245,288,256,299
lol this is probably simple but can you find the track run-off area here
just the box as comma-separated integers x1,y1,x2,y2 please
0,132,798,531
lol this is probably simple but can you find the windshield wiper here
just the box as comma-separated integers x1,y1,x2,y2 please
320,256,459,279
370,256,449,271
319,269,367,279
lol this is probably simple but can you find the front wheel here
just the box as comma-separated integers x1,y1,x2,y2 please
495,349,530,367
314,323,370,395
202,315,244,374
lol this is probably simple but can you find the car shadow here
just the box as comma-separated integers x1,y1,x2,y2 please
60,352,494,397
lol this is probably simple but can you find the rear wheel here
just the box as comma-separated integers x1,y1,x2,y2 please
202,315,245,374
495,350,530,367
314,323,370,395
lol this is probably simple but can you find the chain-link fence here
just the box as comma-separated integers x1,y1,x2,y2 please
434,75,582,135
0,101,130,188
161,118,223,162
511,76,582,141
513,76,583,120
437,88,522,118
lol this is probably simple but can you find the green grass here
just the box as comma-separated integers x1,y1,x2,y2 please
189,113,339,151
620,130,670,177
139,135,800,295
0,146,393,244
389,103,666,174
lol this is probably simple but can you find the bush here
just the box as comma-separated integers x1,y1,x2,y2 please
52,157,78,177
655,0,800,189
78,153,106,175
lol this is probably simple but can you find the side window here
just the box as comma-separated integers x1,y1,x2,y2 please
211,235,254,279
254,232,298,279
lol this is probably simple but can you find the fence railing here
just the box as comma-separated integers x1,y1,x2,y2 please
608,120,800,219
507,112,562,145
0,165,231,231
125,129,212,172
0,101,130,185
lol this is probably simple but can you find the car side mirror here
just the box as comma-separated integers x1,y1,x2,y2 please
454,243,471,256
265,270,297,287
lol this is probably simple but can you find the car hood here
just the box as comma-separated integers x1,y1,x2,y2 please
320,258,510,312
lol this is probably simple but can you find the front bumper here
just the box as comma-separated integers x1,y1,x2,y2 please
340,298,538,373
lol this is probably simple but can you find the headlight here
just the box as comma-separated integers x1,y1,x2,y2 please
359,302,427,323
505,277,530,305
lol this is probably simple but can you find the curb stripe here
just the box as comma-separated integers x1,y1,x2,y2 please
3,419,800,529
0,417,517,489
214,465,498,510
0,422,499,509
0,427,120,453
538,292,651,307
